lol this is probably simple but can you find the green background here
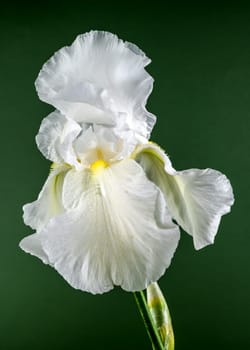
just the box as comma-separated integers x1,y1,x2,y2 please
1,1,249,349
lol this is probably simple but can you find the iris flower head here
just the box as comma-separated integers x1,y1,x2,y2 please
20,31,234,294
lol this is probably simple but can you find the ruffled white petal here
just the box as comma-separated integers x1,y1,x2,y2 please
35,31,155,140
36,111,81,166
23,165,68,232
134,143,234,250
19,233,49,264
28,159,179,294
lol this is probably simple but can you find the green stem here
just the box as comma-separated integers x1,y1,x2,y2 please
134,291,165,350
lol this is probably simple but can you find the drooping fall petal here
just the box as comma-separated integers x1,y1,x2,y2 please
22,165,68,232
21,159,180,294
134,143,234,250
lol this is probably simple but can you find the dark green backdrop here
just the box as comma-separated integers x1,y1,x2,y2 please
1,2,249,349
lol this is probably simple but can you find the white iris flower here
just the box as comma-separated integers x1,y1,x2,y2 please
20,31,234,294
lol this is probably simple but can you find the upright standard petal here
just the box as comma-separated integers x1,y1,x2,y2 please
134,143,234,250
35,31,155,140
36,111,81,167
30,159,180,294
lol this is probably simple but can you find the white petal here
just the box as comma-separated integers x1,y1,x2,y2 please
35,31,155,140
36,159,180,294
23,165,68,231
19,233,49,264
36,110,81,166
74,125,136,166
134,143,234,250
